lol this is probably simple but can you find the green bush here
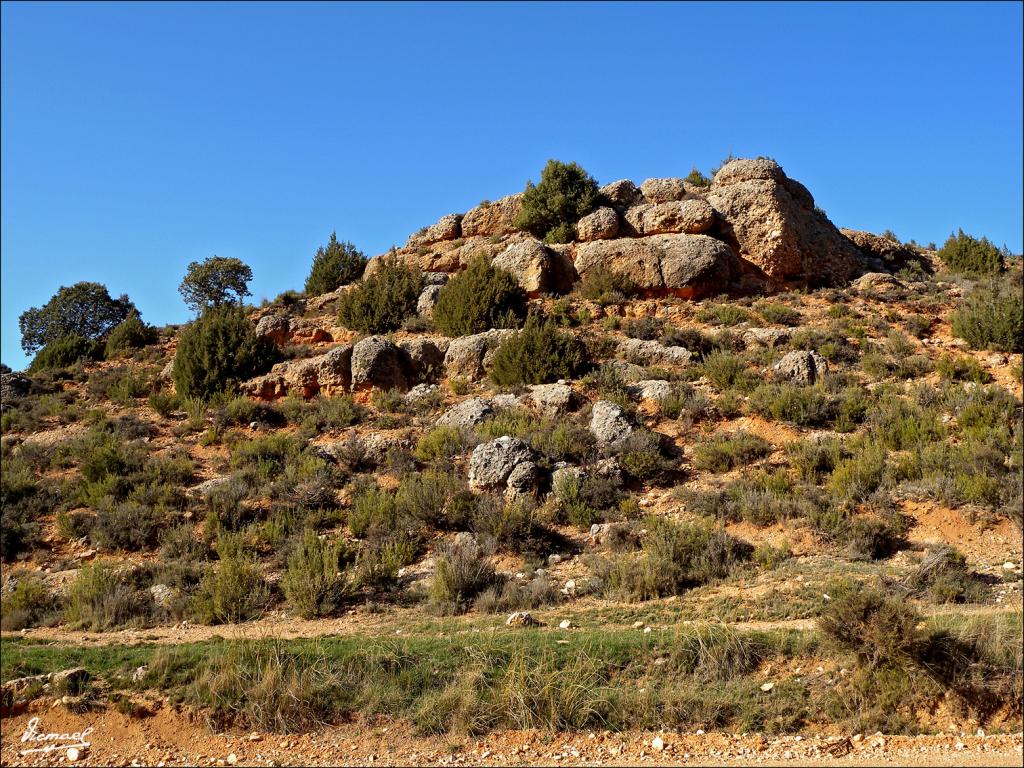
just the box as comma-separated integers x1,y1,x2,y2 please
514,159,601,244
684,167,711,187
304,232,367,296
748,382,834,427
0,571,57,631
282,528,353,618
433,256,526,336
415,426,471,463
336,254,423,333
692,431,772,472
950,276,1023,353
91,500,168,552
700,350,753,391
172,305,276,400
938,230,1005,276
104,314,159,358
27,335,102,372
148,391,180,417
19,281,138,354
191,536,270,624
490,316,588,386
575,266,639,306
65,562,152,631
818,581,920,668
429,537,500,614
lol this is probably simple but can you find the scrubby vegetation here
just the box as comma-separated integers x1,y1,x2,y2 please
515,159,602,244
490,315,589,386
336,253,423,333
433,255,526,336
304,232,368,296
938,229,1006,276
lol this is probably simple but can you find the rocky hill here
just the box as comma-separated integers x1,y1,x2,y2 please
1,157,1022,765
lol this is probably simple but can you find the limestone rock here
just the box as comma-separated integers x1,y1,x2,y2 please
640,177,687,203
408,213,462,247
443,329,515,381
574,234,736,298
288,318,333,344
629,379,673,402
523,383,575,415
600,179,643,208
851,272,903,292
506,460,539,495
492,238,571,294
742,327,792,349
417,284,444,317
468,436,533,490
840,229,928,275
635,199,715,235
404,383,439,404
149,583,181,611
772,350,829,385
423,271,450,286
589,400,634,447
461,193,524,238
436,397,494,429
255,314,290,346
306,283,356,313
708,158,864,284
351,336,408,391
619,338,692,366
399,337,448,381
506,611,540,627
576,207,620,242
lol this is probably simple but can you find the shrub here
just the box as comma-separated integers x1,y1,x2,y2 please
818,581,920,669
348,482,399,539
692,431,772,472
658,384,711,424
19,281,138,354
615,430,672,482
396,471,474,530
27,335,102,372
696,304,754,327
172,305,276,400
747,382,834,427
684,167,711,187
91,500,168,551
415,426,471,463
65,562,152,631
336,254,423,333
622,316,663,340
429,537,501,614
304,232,367,296
950,276,1023,353
700,350,752,391
554,472,624,528
575,266,639,305
282,528,354,618
178,256,253,313
0,571,58,630
87,367,152,405
755,302,801,326
433,256,527,336
905,545,985,603
490,316,588,386
935,355,991,384
470,495,537,551
938,229,1005,276
104,314,159,358
191,536,270,624
515,159,601,244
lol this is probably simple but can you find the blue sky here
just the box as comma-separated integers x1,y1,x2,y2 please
2,1,1022,370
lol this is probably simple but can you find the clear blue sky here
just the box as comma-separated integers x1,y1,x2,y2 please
2,1,1022,370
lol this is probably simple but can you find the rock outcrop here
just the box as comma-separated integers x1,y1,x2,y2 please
840,228,931,275
461,194,523,238
576,207,620,242
351,336,409,392
443,329,516,381
772,350,829,385
468,436,534,490
491,239,574,294
589,400,634,447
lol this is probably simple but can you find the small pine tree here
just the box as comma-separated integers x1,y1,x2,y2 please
172,305,276,400
336,253,423,333
514,160,602,244
304,232,367,297
432,255,527,337
684,167,711,187
490,314,589,386
104,314,159,358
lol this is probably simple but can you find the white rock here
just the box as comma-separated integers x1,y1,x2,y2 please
651,736,665,752
67,747,82,762
760,682,775,692
559,620,573,629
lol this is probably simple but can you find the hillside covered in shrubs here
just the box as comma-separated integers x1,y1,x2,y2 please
1,157,1022,746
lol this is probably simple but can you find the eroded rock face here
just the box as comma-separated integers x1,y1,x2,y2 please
492,238,572,294
351,336,409,391
417,285,443,318
772,350,829,385
244,345,354,399
408,214,463,247
576,207,620,242
523,383,575,415
640,177,687,204
600,179,643,209
468,436,533,490
255,314,290,346
443,329,516,381
589,400,634,447
840,228,930,275
619,338,692,366
574,234,737,298
436,397,494,429
628,199,715,236
461,194,524,238
707,158,864,284
400,337,448,382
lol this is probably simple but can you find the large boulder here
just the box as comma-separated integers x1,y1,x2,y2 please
255,314,290,346
408,214,462,248
443,329,516,381
576,207,620,242
629,379,673,402
619,338,692,366
468,436,534,490
628,199,715,236
351,336,409,391
707,158,865,284
417,284,444,318
523,383,575,415
772,350,829,385
400,337,448,382
461,193,524,238
589,400,634,447
436,397,494,428
574,234,737,298
243,345,354,399
600,179,643,209
640,177,686,203
492,238,573,294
